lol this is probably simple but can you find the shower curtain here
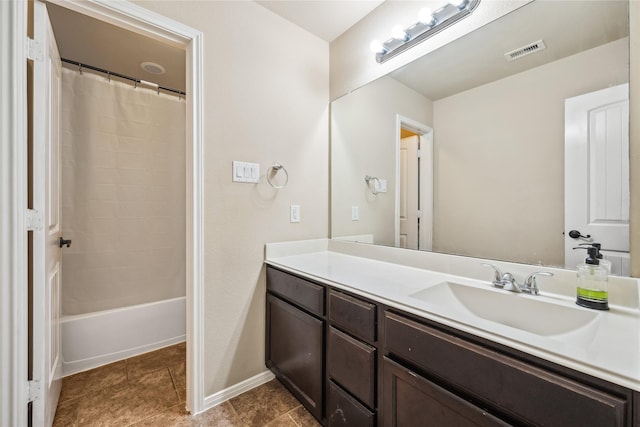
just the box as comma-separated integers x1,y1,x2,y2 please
60,67,186,316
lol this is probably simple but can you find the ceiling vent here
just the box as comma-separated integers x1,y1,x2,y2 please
504,40,546,62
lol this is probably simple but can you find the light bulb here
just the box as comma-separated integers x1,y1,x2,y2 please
449,0,467,8
391,25,408,41
418,7,434,25
369,40,386,54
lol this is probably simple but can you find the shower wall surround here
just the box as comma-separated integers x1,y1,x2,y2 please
60,67,186,315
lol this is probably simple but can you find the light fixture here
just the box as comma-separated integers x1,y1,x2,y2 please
417,7,435,25
370,0,480,63
369,40,387,54
391,25,410,41
140,61,166,75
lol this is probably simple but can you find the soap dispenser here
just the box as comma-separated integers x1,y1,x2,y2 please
575,246,609,310
579,243,612,274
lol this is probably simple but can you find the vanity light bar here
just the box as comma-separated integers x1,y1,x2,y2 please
371,0,481,63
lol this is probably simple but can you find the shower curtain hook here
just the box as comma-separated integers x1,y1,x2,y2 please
107,71,111,82
157,86,160,95
78,64,83,75
134,80,138,89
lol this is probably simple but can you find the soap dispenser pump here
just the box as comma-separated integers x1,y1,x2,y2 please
574,246,609,310
579,242,612,274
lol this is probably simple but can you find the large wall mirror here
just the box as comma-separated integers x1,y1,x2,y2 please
331,0,631,275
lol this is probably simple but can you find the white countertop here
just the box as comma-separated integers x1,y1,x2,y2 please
265,239,640,392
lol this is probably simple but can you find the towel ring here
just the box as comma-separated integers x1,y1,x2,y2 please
364,175,380,195
267,163,289,189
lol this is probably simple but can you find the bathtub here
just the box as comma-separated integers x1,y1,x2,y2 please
60,296,186,377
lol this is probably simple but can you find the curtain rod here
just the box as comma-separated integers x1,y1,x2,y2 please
61,58,186,97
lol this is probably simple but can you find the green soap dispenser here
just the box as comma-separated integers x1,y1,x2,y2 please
575,246,609,310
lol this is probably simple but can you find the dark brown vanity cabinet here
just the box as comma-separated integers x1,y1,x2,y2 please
266,267,325,421
267,266,638,427
383,311,635,427
327,290,378,427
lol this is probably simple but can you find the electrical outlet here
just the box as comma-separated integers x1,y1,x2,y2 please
290,205,300,223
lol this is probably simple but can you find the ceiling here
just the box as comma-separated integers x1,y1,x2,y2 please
256,0,384,42
47,3,186,92
389,0,629,101
46,1,384,94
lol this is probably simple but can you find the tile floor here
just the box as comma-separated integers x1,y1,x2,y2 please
53,343,320,426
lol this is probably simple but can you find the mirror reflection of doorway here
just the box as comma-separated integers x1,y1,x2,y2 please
396,116,433,251
399,130,419,249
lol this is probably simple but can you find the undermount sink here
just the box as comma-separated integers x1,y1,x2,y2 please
409,281,599,336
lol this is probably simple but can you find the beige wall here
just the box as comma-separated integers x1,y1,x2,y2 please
631,1,640,277
432,39,629,266
131,1,329,396
329,0,531,101
331,76,432,246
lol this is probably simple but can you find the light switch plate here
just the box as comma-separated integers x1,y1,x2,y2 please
232,161,260,183
351,206,359,221
290,205,300,223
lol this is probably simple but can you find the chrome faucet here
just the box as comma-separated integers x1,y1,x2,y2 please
481,263,553,295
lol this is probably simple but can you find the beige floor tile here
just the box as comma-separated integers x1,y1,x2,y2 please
169,359,186,403
59,360,128,403
126,343,186,380
229,380,301,426
288,406,322,427
52,397,80,427
74,368,179,426
264,413,300,427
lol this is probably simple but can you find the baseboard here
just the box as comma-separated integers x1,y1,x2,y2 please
201,370,276,412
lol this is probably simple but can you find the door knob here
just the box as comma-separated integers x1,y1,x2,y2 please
59,237,72,248
568,230,591,241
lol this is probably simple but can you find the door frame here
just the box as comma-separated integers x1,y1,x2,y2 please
1,0,205,422
395,115,433,251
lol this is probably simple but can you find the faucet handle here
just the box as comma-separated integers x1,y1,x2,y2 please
523,272,553,295
481,263,503,286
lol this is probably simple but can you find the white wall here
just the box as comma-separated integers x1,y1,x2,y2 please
131,0,329,397
331,76,432,246
432,38,628,266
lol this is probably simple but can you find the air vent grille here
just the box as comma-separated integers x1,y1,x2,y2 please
504,40,547,62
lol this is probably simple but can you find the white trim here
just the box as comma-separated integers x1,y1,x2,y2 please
203,371,276,410
39,0,206,416
1,1,28,425
395,115,434,251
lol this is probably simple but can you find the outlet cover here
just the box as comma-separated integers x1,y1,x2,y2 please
351,206,359,221
290,205,300,223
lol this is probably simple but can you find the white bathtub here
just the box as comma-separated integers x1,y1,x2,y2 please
60,296,186,377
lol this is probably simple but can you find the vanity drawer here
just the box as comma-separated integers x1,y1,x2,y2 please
384,311,629,426
328,326,376,409
329,290,376,342
327,380,375,427
267,267,324,316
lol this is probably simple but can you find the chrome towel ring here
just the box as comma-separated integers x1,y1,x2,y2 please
267,163,289,189
364,175,380,195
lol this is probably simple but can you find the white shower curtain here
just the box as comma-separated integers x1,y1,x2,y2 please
60,67,186,315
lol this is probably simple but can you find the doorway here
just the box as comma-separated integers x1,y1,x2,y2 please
395,115,433,251
28,1,204,424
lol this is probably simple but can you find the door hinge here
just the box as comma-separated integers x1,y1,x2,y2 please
417,149,422,158
26,209,43,231
26,37,42,61
417,210,423,219
27,380,41,403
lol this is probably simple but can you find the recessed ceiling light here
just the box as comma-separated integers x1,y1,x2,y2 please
140,61,166,75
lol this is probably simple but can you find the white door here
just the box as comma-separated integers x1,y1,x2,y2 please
399,136,419,249
565,83,629,275
32,1,63,425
